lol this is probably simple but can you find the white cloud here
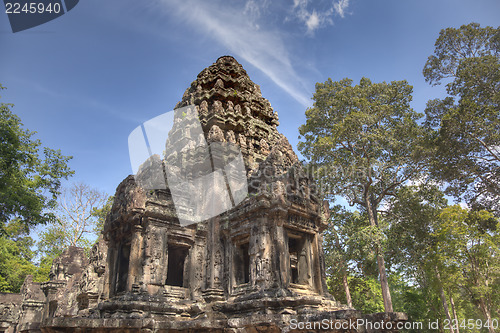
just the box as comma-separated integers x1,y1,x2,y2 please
333,0,349,18
244,0,269,22
293,0,308,9
154,0,311,106
306,11,320,32
289,0,351,34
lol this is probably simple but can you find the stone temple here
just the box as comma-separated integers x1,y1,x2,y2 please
0,56,406,332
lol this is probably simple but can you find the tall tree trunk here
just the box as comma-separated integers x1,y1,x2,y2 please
450,294,459,333
366,198,393,312
435,267,455,333
331,225,353,308
342,272,353,308
479,296,495,333
376,253,393,312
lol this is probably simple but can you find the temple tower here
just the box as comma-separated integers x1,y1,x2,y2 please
1,56,407,333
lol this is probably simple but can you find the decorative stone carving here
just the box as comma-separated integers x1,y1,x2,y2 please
212,100,224,114
0,56,407,333
214,78,224,89
243,104,251,116
226,101,234,113
200,100,208,114
259,139,270,154
78,237,108,313
207,124,225,143
226,130,236,144
238,133,247,149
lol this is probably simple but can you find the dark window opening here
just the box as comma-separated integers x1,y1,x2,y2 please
77,294,89,310
116,243,130,293
234,242,250,285
48,301,58,317
288,232,309,285
288,237,300,284
166,245,189,287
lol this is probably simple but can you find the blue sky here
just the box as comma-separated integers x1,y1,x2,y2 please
1,0,499,197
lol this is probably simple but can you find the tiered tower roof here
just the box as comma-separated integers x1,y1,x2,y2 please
174,56,287,174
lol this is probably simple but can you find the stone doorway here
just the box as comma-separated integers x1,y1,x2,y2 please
166,244,189,287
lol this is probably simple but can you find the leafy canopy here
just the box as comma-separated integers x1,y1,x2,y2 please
423,23,500,212
299,77,429,312
434,205,500,313
0,84,74,232
0,219,46,292
386,184,448,276
298,77,427,209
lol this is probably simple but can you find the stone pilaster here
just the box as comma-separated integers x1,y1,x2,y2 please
127,224,143,292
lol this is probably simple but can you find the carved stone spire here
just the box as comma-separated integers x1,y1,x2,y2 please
174,56,284,174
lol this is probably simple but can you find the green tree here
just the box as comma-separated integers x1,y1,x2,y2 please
324,207,363,308
386,185,461,331
299,77,428,312
328,274,385,315
91,195,113,235
387,184,500,332
423,23,500,213
0,219,39,292
0,84,73,233
434,206,500,332
325,207,387,311
386,185,448,282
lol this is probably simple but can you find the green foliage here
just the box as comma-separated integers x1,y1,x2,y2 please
434,205,500,316
32,256,53,283
92,195,113,235
384,184,500,326
324,207,381,277
423,23,500,213
327,274,384,314
37,223,68,259
386,184,448,278
313,22,500,325
389,274,443,333
0,84,74,233
300,76,429,312
0,219,39,292
0,217,80,292
423,23,499,85
383,186,449,326
299,77,428,218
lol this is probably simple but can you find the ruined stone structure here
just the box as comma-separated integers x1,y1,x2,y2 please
0,56,406,332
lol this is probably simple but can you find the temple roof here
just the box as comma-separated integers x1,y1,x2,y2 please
170,56,296,175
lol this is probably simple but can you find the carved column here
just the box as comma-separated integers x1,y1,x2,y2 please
202,217,224,302
310,233,323,294
317,232,330,297
127,224,143,292
252,213,272,289
270,208,288,289
107,244,119,297
144,222,168,294
298,235,313,286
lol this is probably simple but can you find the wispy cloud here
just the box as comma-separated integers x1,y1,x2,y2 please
243,0,269,28
334,0,350,18
154,0,311,106
291,0,333,35
289,0,351,34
